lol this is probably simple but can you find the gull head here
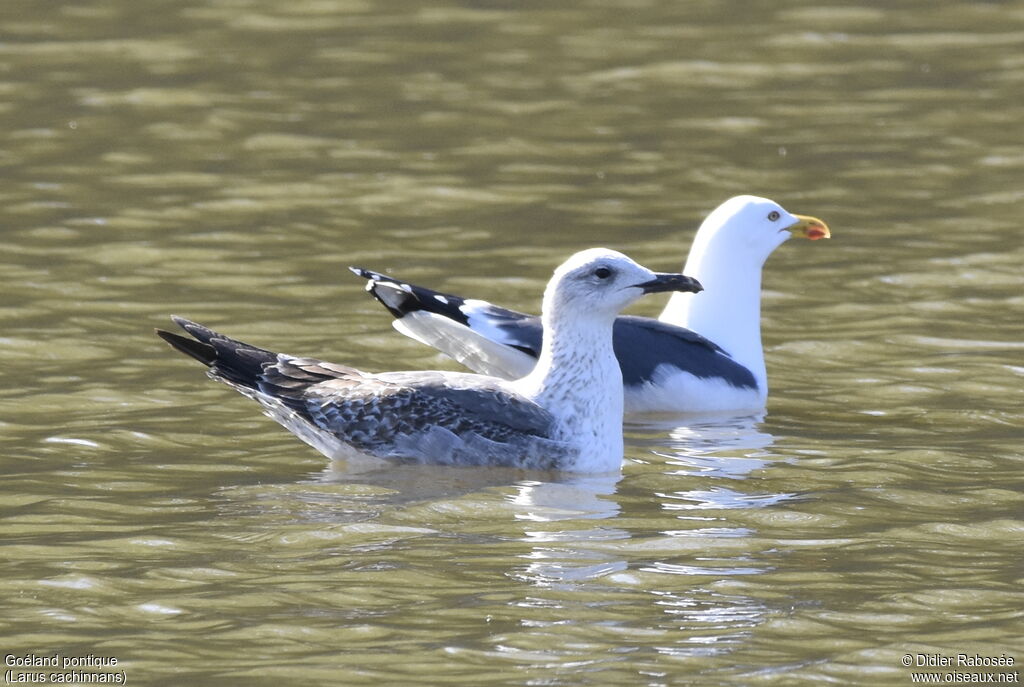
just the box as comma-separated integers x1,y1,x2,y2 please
699,195,831,265
543,248,703,321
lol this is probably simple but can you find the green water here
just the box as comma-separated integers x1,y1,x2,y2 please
2,1,1022,685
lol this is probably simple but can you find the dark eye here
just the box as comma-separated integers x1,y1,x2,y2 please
767,210,781,221
594,267,612,279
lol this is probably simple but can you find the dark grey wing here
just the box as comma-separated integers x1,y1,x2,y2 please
460,314,756,391
349,268,754,393
613,316,757,390
306,370,556,452
375,370,554,435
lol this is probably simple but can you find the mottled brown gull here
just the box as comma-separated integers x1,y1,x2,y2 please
353,196,830,415
156,249,702,472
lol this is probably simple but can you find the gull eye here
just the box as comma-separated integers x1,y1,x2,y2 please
594,267,612,279
767,210,781,221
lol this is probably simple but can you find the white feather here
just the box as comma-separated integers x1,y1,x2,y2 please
393,312,536,379
624,365,765,415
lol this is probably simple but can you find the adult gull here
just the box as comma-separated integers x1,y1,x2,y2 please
352,195,829,414
156,249,702,473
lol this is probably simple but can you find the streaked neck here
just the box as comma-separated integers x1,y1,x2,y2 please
513,309,624,472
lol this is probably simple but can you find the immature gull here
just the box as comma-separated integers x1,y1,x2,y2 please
156,249,702,472
352,196,829,414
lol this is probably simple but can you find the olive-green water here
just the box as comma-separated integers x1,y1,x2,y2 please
3,1,1022,685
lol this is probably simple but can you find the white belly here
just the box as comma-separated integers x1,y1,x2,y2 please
623,365,765,414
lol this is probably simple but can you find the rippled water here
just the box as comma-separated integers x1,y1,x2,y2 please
3,1,1022,685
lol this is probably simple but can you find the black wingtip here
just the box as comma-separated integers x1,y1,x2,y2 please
349,266,386,281
156,327,217,366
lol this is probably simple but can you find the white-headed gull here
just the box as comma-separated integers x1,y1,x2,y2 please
157,249,702,473
352,196,829,414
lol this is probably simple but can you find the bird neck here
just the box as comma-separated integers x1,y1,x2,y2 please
513,309,624,473
659,239,768,394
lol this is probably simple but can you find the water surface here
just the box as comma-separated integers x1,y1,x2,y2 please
2,1,1022,685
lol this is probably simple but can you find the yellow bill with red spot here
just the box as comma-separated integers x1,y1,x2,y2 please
788,214,831,241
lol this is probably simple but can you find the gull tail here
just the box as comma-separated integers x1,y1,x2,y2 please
156,316,281,392
156,317,361,460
